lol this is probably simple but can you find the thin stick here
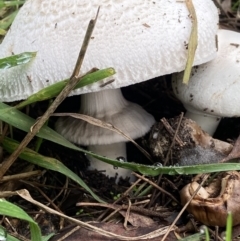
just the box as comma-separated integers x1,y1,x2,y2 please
0,170,41,182
77,202,170,218
0,8,100,180
57,226,81,241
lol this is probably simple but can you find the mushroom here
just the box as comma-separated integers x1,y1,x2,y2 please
0,0,219,180
180,172,240,227
172,29,240,135
55,88,155,181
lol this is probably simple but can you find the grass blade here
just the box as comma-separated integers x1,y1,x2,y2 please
16,67,115,109
0,1,25,8
0,11,18,32
226,212,233,241
0,199,42,241
2,137,105,203
0,102,94,152
0,52,36,69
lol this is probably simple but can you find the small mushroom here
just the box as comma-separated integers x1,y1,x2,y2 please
180,172,240,227
0,0,219,180
172,29,240,135
56,89,155,181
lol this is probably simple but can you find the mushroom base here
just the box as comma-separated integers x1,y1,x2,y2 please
87,142,134,183
184,107,221,135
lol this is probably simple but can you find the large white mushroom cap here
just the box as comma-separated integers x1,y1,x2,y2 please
172,29,240,117
0,0,219,102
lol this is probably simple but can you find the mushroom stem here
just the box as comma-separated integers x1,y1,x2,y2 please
81,88,128,120
88,143,134,182
185,107,221,135
81,89,132,179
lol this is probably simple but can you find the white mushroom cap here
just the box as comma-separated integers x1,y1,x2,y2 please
0,0,219,102
172,29,240,118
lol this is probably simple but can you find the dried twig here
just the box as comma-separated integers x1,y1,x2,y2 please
0,170,41,182
77,202,170,218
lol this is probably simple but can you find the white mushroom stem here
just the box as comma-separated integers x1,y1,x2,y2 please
184,106,221,135
55,88,155,181
80,88,129,127
88,143,134,182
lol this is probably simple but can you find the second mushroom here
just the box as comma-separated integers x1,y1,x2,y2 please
172,29,240,135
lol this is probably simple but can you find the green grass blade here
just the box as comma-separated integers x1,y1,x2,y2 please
180,232,203,241
0,102,89,152
0,199,42,241
0,225,20,241
203,226,210,241
226,212,233,241
16,67,115,109
93,157,240,176
6,234,20,241
0,226,8,241
0,28,6,35
2,137,105,203
42,234,55,241
0,52,36,69
0,1,25,7
0,10,19,31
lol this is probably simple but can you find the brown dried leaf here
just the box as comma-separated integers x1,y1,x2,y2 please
180,172,240,227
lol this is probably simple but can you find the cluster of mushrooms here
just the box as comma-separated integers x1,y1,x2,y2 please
0,0,239,227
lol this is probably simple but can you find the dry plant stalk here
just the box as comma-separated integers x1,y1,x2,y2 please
183,0,198,84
